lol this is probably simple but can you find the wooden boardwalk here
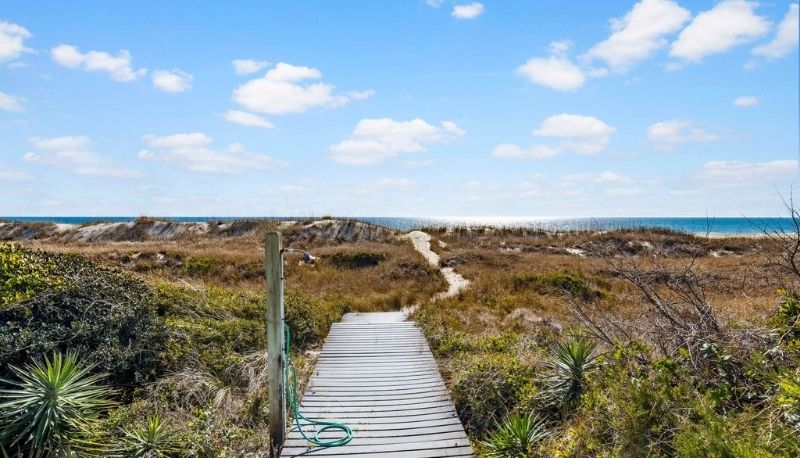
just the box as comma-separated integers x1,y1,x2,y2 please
280,312,474,457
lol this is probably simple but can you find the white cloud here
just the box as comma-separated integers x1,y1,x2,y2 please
375,177,418,189
232,59,269,75
232,62,372,115
427,0,446,7
647,119,718,149
152,69,193,92
493,114,615,160
0,21,31,63
139,132,285,173
24,135,142,178
533,114,616,154
733,95,759,106
51,44,146,82
329,118,465,165
752,3,799,58
697,159,798,186
491,144,561,160
517,55,586,91
670,0,770,62
586,0,691,71
452,2,484,19
0,90,24,112
224,110,275,129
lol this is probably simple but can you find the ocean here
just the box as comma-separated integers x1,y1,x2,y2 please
0,216,794,235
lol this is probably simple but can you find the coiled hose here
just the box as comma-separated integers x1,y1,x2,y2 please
284,324,353,447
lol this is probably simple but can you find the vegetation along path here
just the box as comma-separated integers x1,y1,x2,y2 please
280,312,474,457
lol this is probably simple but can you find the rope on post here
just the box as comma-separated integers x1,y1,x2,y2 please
283,324,353,447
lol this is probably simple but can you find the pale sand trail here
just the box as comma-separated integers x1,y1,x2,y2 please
401,231,470,316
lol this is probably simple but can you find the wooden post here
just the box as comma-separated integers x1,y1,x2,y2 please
266,231,286,457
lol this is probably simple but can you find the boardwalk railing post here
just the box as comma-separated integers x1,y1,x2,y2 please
266,231,286,457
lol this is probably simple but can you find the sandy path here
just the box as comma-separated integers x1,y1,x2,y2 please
403,231,470,301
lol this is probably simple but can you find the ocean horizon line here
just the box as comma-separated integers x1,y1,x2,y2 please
1,215,795,235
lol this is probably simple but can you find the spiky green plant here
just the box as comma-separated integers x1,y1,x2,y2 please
0,351,115,456
539,334,598,412
483,412,548,457
117,415,182,457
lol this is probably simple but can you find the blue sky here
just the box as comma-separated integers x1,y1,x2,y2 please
0,0,797,217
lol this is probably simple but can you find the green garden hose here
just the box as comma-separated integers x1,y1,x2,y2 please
283,324,353,447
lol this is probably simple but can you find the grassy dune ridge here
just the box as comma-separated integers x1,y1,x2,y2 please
0,217,798,456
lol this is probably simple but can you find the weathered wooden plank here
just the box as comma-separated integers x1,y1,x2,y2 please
284,431,469,447
280,314,473,457
281,439,471,456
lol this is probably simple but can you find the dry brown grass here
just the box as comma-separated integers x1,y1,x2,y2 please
20,234,445,313
17,225,782,338
415,228,782,341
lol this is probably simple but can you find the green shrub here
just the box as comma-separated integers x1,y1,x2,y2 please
538,334,598,413
0,246,164,386
156,282,340,377
117,415,182,457
512,270,604,301
483,412,549,457
565,344,687,457
285,290,343,350
329,251,385,269
0,351,115,456
0,243,59,307
452,354,536,436
181,256,220,277
674,403,799,457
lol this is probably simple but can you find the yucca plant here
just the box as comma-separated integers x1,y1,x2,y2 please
539,334,598,413
483,412,548,457
117,415,182,457
0,351,115,456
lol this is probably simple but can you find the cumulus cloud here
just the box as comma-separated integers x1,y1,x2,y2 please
0,90,24,112
375,177,418,189
733,95,759,107
24,135,142,178
670,0,770,62
224,110,275,129
493,114,615,160
697,159,798,186
329,118,465,165
51,44,146,82
586,0,691,71
647,119,718,149
532,114,616,154
152,69,193,92
452,2,485,19
517,41,586,91
232,59,269,75
138,132,285,173
232,62,372,115
0,21,31,63
752,3,799,58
